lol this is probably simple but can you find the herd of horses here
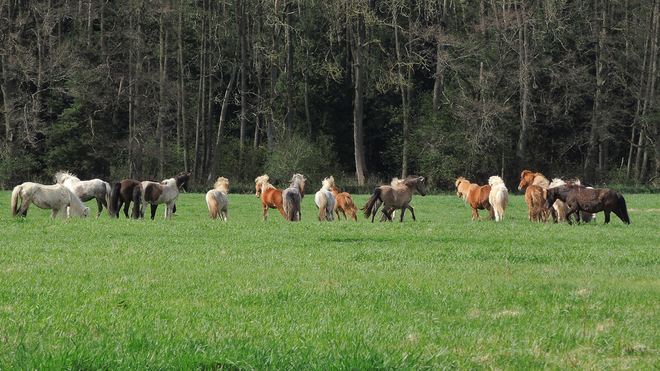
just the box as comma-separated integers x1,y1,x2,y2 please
9,169,630,225
455,170,630,225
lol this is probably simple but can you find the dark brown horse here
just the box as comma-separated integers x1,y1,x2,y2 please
362,176,426,222
545,183,630,225
109,179,140,218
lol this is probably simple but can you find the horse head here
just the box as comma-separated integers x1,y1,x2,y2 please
545,187,558,210
332,186,340,196
518,170,535,190
255,174,270,197
455,177,469,198
175,172,190,193
214,177,229,194
488,175,505,187
54,170,78,184
290,173,306,196
415,176,427,196
321,176,335,191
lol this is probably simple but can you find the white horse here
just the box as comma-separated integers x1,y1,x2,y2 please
206,177,229,221
488,175,509,221
315,176,336,221
54,171,112,218
11,182,91,219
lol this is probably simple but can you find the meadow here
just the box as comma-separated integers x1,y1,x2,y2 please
0,189,659,370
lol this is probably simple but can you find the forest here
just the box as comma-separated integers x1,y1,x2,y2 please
2,0,660,191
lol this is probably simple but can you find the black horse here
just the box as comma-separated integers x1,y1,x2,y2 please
545,182,630,225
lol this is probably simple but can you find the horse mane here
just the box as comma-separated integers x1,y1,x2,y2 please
488,175,505,187
54,170,79,183
321,176,335,191
531,173,550,188
214,177,229,194
255,174,275,189
401,175,424,186
455,177,467,188
549,178,566,188
161,178,178,187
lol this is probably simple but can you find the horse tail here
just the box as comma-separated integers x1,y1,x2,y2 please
616,193,631,224
361,188,382,219
284,191,300,222
317,194,327,221
131,185,142,219
11,184,22,217
109,182,121,217
104,181,112,216
206,191,218,219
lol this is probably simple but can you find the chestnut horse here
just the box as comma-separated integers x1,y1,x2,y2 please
518,170,551,222
362,176,426,222
109,179,141,218
455,177,493,221
545,183,630,225
254,174,286,220
332,186,358,222
282,173,306,222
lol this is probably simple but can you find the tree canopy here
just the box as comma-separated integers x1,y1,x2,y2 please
1,0,659,190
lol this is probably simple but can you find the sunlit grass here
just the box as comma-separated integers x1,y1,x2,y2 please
0,190,658,369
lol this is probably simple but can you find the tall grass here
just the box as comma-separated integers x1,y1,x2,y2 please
0,190,658,369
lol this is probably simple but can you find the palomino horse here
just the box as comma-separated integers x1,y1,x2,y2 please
362,176,426,222
332,186,358,222
54,171,111,218
545,183,630,225
315,176,336,221
518,170,551,222
254,174,286,220
108,179,140,218
488,176,509,221
206,177,229,221
132,173,189,220
282,173,306,222
455,177,493,221
12,182,91,219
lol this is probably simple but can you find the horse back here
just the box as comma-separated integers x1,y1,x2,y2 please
262,188,283,207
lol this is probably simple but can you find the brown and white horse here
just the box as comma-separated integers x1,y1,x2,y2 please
108,179,141,218
206,177,229,221
362,176,426,222
132,173,189,220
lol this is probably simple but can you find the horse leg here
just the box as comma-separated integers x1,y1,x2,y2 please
603,211,611,224
96,198,103,218
408,205,416,221
399,204,408,222
150,204,158,220
472,207,482,221
51,209,59,219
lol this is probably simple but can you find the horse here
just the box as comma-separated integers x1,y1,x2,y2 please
569,179,598,223
332,186,358,222
54,171,112,218
548,178,569,222
372,177,407,221
315,176,336,221
206,177,229,221
362,176,426,222
282,173,306,221
132,173,189,220
11,182,91,219
488,176,509,221
254,174,286,220
518,170,551,222
455,177,493,221
545,183,630,225
108,179,141,218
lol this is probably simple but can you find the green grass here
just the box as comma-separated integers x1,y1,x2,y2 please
1,190,659,369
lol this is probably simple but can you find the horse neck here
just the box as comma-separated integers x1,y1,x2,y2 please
532,176,550,188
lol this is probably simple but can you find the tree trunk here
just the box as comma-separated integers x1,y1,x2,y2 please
515,0,531,174
193,0,207,183
285,1,294,137
352,14,367,185
209,67,238,183
393,4,410,178
178,0,189,173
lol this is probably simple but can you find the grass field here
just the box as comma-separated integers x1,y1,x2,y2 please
1,189,659,370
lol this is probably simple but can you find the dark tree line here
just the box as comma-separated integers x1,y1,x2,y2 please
2,0,660,190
